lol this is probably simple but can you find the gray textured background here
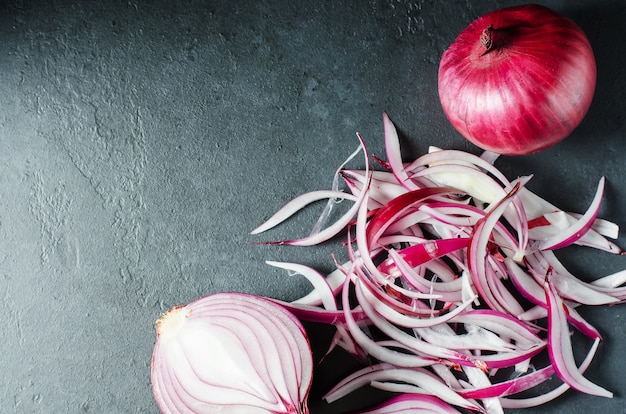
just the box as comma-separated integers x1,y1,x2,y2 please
1,0,625,413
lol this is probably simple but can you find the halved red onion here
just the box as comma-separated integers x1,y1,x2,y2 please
150,293,313,413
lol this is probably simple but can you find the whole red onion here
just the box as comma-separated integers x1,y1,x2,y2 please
438,4,597,156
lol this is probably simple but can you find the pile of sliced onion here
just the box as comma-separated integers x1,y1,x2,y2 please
251,113,625,413
151,292,313,413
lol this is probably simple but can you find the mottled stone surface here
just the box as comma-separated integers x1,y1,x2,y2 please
0,0,625,412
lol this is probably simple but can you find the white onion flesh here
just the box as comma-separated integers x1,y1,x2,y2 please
151,293,313,414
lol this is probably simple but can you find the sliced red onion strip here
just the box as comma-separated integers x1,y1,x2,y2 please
462,366,504,414
414,324,521,353
266,261,337,310
410,162,506,205
420,203,521,253
378,237,469,275
506,258,547,307
544,278,613,398
529,211,620,252
358,393,463,414
386,250,464,303
342,169,398,186
341,169,406,209
354,189,393,286
353,256,446,316
568,213,620,239
375,233,428,246
539,177,606,251
355,279,486,369
486,256,528,316
403,149,513,198
517,302,602,341
355,270,474,327
471,349,545,371
340,275,441,368
254,191,365,246
380,210,437,239
584,270,626,303
383,112,417,191
356,215,450,318
525,250,619,305
456,365,554,399
419,203,480,227
252,134,371,246
430,364,468,394
290,265,348,306
467,179,528,314
500,338,601,408
326,366,484,412
559,305,603,340
250,190,357,235
309,143,365,237
358,278,475,328
365,187,458,249
380,251,444,300
341,169,404,200
423,257,466,284
270,299,365,325
367,381,432,396
322,363,395,403
480,150,500,165
521,189,621,254
522,186,619,237
449,310,545,351
269,256,424,359
508,257,605,339
406,151,532,244
592,269,626,288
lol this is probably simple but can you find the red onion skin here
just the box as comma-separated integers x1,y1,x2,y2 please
438,4,596,156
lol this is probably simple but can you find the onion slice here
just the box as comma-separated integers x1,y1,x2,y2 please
544,278,613,398
359,393,463,413
539,177,606,251
250,190,357,235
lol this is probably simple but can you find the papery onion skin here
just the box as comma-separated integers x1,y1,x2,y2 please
150,292,313,414
438,4,596,155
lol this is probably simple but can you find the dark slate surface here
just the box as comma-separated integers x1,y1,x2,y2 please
1,0,625,413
